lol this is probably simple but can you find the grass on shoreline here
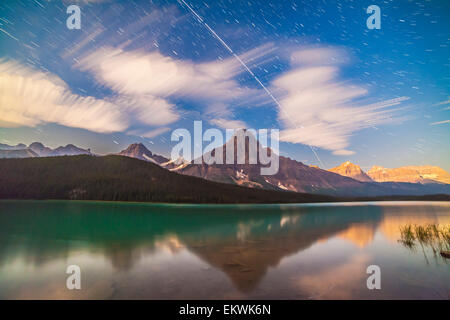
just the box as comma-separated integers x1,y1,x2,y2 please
399,224,450,262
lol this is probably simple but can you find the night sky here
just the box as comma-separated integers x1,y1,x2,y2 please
0,0,448,170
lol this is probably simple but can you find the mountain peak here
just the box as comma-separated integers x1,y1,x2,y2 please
328,162,373,182
29,142,44,148
125,142,150,151
332,161,361,170
120,143,152,157
28,142,52,156
51,144,91,156
118,143,169,165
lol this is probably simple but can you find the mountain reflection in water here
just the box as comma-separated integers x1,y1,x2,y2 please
0,201,449,299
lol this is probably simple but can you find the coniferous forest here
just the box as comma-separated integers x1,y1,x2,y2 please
1,155,449,204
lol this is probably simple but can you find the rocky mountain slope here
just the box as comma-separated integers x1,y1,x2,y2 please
1,138,449,198
170,130,449,196
174,130,365,193
328,161,373,182
172,131,449,196
117,143,169,164
367,165,450,184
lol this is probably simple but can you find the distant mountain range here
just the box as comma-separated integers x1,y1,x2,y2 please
1,137,449,198
113,133,373,195
1,155,448,203
327,161,450,185
172,131,367,195
155,131,450,197
367,165,450,184
0,142,91,158
0,143,27,150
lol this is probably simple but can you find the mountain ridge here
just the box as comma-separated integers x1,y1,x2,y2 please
0,155,448,204
117,142,171,165
367,165,450,184
328,161,373,182
1,140,449,197
169,132,450,197
0,142,91,157
172,130,368,194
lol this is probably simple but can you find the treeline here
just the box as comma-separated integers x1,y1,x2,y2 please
1,155,448,204
0,155,336,204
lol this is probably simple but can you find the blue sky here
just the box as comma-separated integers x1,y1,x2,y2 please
0,0,448,170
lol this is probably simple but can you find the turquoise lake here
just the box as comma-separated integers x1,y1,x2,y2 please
0,200,449,299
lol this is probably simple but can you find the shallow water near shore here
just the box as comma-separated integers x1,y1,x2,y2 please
0,200,449,299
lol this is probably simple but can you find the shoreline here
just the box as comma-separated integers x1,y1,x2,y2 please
1,197,449,208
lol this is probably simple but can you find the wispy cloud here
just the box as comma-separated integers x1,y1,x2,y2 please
430,120,450,125
61,7,180,60
62,0,112,4
333,149,356,156
1,39,409,151
126,127,171,138
430,100,450,111
77,48,241,99
210,118,247,129
272,47,409,155
0,60,127,132
113,95,179,127
75,45,271,112
65,15,408,154
0,60,177,136
432,100,450,106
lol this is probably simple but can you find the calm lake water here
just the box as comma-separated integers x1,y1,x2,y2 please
0,200,449,299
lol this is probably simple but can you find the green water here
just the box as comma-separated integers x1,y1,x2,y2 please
0,200,449,299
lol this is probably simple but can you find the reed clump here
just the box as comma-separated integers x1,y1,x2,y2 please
399,224,450,261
